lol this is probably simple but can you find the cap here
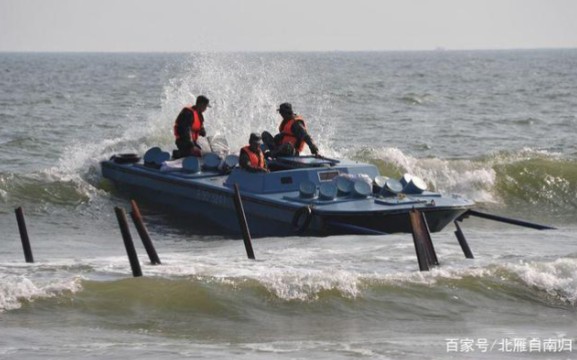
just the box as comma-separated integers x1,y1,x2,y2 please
196,95,211,107
249,133,262,144
277,102,293,114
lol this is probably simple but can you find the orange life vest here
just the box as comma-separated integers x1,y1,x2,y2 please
173,105,203,141
278,115,306,153
241,146,265,169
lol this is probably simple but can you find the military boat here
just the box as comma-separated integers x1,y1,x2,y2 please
101,147,476,237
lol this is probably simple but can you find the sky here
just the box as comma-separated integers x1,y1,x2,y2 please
1,0,576,52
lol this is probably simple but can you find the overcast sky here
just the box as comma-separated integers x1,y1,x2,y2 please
1,0,576,52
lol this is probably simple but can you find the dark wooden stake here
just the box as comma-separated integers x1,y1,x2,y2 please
15,207,34,263
233,184,255,260
114,207,143,277
418,210,439,266
454,220,474,259
130,200,161,265
409,208,439,271
409,209,429,271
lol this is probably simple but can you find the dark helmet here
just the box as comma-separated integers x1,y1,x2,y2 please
249,133,262,145
277,102,293,115
196,95,210,107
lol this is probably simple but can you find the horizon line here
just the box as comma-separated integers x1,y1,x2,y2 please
1,46,577,54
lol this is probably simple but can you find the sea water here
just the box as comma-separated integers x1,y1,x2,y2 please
1,50,576,359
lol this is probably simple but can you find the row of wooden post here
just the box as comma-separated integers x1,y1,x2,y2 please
105,185,257,277
112,199,164,277
13,193,472,273
11,184,257,276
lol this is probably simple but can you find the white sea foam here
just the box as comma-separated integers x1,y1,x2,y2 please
253,268,362,301
3,245,576,308
0,273,83,312
507,258,577,304
349,146,498,203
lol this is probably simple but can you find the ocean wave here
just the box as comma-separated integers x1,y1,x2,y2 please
3,256,574,315
0,171,94,209
491,150,577,213
0,273,82,312
346,147,577,219
346,146,498,203
506,258,577,305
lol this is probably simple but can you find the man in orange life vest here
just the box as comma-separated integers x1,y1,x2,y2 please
239,133,269,173
173,95,210,158
263,102,319,157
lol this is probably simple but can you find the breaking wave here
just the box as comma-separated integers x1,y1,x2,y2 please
2,257,575,315
348,147,577,220
0,171,94,211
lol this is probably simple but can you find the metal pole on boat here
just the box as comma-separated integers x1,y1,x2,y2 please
114,207,143,277
453,220,474,259
233,184,255,260
130,200,161,265
409,208,439,271
14,207,34,263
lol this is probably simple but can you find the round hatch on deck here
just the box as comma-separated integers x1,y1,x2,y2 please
335,176,353,196
299,181,317,199
352,179,372,198
202,153,222,171
381,178,403,197
319,182,338,200
403,176,427,194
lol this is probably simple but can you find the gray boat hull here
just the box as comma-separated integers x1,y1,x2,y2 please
101,156,473,237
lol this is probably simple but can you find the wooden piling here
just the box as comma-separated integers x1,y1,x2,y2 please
233,184,255,260
417,211,439,266
409,209,429,271
14,207,34,263
454,220,474,259
130,200,161,265
409,208,439,271
114,207,143,277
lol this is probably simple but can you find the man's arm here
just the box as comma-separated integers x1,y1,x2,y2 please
292,121,319,155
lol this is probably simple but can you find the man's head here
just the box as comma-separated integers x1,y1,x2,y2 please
277,102,293,118
195,95,210,112
249,133,262,150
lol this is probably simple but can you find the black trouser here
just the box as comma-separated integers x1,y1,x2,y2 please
174,139,201,158
261,131,296,157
